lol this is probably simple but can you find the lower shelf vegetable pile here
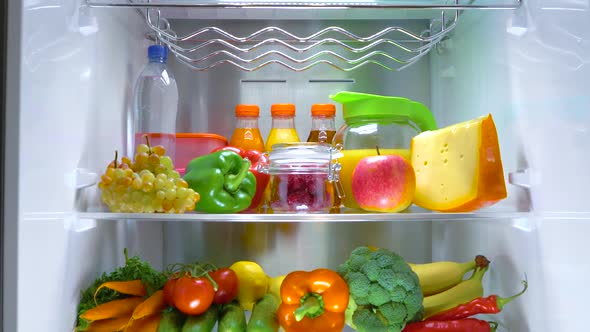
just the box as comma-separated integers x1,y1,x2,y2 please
75,247,526,332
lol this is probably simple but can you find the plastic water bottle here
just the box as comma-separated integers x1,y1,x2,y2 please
133,44,178,159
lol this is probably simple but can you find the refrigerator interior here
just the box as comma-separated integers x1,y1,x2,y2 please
5,0,590,331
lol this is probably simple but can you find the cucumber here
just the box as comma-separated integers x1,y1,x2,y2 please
181,305,219,332
158,309,186,332
218,302,247,332
246,294,280,332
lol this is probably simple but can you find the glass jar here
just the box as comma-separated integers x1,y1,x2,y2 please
330,91,437,210
261,143,342,213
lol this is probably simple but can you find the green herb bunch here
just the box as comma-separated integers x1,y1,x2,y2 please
76,249,166,329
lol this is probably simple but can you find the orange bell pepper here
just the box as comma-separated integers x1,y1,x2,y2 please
277,268,349,332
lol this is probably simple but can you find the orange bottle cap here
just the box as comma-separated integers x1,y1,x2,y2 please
311,104,336,117
271,104,296,117
236,104,260,117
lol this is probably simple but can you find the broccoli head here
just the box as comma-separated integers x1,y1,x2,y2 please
362,259,381,282
378,302,407,324
345,271,371,299
368,283,390,307
338,246,423,332
352,307,388,332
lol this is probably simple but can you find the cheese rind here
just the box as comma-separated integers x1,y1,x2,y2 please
410,114,507,212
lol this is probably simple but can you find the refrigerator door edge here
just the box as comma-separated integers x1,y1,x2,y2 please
3,0,21,331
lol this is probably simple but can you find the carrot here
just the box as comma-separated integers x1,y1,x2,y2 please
131,290,166,320
80,297,144,322
94,280,147,301
85,315,131,332
125,313,162,332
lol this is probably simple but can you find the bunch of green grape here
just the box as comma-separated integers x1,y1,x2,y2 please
128,143,174,175
98,141,200,213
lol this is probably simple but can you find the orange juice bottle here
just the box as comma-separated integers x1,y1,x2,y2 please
229,104,265,152
265,104,300,151
306,104,336,144
306,104,340,212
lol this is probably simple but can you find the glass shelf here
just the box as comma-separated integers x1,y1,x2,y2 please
25,210,532,223
87,0,521,9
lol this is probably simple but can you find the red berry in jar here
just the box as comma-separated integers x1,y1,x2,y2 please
271,173,332,212
265,143,340,213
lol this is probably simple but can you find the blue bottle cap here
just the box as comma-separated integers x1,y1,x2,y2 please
148,45,168,63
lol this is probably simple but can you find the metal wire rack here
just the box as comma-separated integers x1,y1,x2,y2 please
146,8,460,72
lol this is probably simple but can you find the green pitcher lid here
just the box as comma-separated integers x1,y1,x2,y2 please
329,91,437,132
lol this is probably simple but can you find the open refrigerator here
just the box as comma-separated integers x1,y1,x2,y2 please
3,0,590,331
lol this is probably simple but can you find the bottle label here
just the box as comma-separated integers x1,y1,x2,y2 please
318,130,328,143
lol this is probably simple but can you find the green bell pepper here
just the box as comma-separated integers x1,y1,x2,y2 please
184,150,257,213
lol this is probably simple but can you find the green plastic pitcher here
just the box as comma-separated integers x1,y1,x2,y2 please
329,91,437,210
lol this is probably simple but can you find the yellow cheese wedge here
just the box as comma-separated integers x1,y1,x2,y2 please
410,114,507,212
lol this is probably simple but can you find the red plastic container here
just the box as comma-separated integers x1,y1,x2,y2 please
175,133,228,175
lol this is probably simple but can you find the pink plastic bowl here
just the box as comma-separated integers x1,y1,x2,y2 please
175,133,228,175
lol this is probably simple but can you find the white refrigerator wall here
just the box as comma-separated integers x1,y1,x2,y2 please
15,2,164,331
430,1,590,331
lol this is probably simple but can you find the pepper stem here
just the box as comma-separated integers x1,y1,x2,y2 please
497,279,528,310
225,158,251,193
489,321,498,332
294,293,325,322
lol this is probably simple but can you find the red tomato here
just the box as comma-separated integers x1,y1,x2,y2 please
173,276,215,315
163,277,178,307
209,268,239,304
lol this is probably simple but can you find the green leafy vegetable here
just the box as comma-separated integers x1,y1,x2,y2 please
76,249,166,330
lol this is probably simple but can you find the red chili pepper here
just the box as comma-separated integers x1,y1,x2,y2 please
427,280,527,321
403,318,497,332
212,146,270,210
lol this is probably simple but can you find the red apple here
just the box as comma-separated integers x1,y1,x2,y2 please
352,154,415,212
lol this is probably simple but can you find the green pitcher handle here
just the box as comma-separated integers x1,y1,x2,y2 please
409,101,437,132
330,91,437,132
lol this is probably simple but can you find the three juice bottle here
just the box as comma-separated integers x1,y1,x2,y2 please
229,104,265,152
265,104,300,151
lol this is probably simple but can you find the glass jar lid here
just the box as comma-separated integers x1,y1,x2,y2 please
265,142,342,174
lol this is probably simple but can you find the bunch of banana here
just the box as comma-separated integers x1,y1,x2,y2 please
409,255,491,319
